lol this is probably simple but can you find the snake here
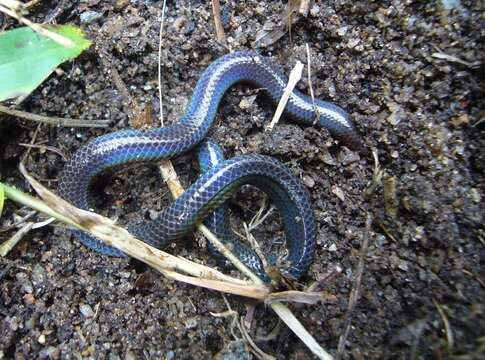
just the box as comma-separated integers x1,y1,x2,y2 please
58,51,361,281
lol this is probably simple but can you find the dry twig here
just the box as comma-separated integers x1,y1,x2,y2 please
364,147,383,200
0,216,54,256
265,60,303,131
336,213,372,359
463,269,485,289
0,105,110,128
432,45,481,69
299,0,311,16
305,43,320,125
211,0,226,42
0,210,36,233
24,0,42,9
18,143,68,161
0,222,34,256
216,296,275,360
158,0,167,126
433,298,454,351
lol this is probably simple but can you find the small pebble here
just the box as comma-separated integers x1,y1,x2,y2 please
319,150,336,166
80,11,103,24
303,175,315,188
398,261,409,272
185,317,197,329
24,293,36,305
38,334,46,345
468,188,481,203
331,185,345,202
376,234,387,247
347,38,360,49
173,16,187,32
238,95,257,110
114,0,129,11
440,0,461,10
149,210,160,220
38,347,59,359
337,26,348,36
79,304,95,318
310,4,320,17
450,113,468,127
339,147,360,165
214,340,250,360
16,273,33,294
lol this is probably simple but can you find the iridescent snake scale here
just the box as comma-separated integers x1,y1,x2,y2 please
58,51,361,282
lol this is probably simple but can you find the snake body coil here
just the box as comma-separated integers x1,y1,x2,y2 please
59,51,361,281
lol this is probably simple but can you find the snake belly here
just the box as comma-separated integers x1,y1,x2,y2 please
58,51,360,279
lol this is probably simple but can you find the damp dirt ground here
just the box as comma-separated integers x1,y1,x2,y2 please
0,1,484,359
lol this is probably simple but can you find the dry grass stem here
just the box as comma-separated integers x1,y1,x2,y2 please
305,43,319,123
433,298,454,351
265,290,330,305
364,147,383,200
100,54,143,125
265,60,303,131
158,159,185,198
308,265,343,292
20,123,41,164
198,222,263,285
24,0,42,9
239,317,276,360
0,1,73,46
164,270,268,299
0,105,110,128
336,213,372,359
242,223,268,269
431,45,481,69
158,158,263,284
18,143,68,161
211,0,226,42
13,164,273,299
299,0,311,16
0,222,33,256
1,0,22,11
0,215,54,256
462,269,485,289
0,210,36,233
272,302,333,360
158,0,167,126
383,173,398,219
247,201,275,232
211,297,275,359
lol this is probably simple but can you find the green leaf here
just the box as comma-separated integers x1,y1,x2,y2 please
0,25,91,101
0,183,4,219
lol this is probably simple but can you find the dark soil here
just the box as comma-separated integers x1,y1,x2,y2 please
1,1,484,359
